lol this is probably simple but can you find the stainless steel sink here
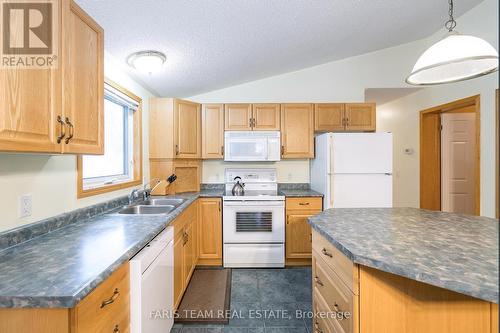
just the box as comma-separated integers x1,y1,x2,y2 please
141,198,186,207
118,205,176,215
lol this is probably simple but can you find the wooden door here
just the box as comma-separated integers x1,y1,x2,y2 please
441,113,477,215
62,1,104,154
281,104,314,158
420,113,441,211
173,231,184,309
198,199,222,265
253,104,280,130
202,104,224,159
345,103,376,132
315,104,345,132
286,214,313,259
225,104,252,130
174,99,201,159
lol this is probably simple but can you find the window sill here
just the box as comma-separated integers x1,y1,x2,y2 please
77,179,142,199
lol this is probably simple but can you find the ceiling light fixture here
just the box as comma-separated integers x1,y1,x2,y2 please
406,0,498,85
127,50,166,74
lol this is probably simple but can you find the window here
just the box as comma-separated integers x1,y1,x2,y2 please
77,79,142,198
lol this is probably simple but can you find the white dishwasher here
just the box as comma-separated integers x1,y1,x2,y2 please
130,227,174,333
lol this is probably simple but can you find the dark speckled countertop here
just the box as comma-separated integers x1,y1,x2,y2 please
308,208,498,303
279,189,323,197
0,190,222,308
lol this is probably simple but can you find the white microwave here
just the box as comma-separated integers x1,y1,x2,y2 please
224,131,281,162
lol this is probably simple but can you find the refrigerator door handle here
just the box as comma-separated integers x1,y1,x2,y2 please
328,138,334,175
385,173,393,176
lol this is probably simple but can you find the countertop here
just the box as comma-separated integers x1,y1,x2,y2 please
278,189,323,197
0,191,220,308
308,207,498,303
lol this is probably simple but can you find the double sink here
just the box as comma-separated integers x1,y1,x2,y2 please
118,197,187,215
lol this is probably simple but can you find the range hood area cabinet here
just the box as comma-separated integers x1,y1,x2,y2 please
281,104,315,159
149,98,202,195
225,103,281,131
0,0,104,155
315,103,376,132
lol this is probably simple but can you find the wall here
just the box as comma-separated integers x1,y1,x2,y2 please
190,0,498,217
0,53,156,232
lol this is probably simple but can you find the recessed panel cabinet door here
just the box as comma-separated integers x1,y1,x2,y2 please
225,104,252,130
315,104,345,132
62,1,104,154
202,104,224,159
286,214,313,259
198,199,222,265
253,104,280,130
173,232,184,309
174,99,201,159
281,104,314,158
345,103,376,132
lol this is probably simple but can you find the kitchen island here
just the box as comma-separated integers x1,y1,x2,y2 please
308,207,498,333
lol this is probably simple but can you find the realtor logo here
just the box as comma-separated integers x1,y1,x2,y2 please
0,0,58,68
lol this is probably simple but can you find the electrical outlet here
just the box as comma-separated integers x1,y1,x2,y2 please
19,194,32,218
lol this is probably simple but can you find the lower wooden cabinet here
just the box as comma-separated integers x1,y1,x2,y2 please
198,198,223,266
285,197,322,266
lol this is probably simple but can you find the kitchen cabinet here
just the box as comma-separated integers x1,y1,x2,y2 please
150,159,201,195
225,104,253,130
0,0,104,154
0,263,130,333
202,104,224,159
198,198,223,266
224,103,280,131
280,104,315,158
314,103,376,132
175,99,201,159
312,230,497,333
285,197,322,266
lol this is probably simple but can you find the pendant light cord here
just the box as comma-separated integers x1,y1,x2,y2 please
445,0,457,31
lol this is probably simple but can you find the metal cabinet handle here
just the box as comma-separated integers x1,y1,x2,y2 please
314,321,323,333
321,248,333,258
299,202,310,206
221,146,224,155
333,303,340,312
281,145,285,156
100,288,120,308
175,144,179,155
314,276,324,287
113,325,120,333
56,116,66,143
64,117,74,144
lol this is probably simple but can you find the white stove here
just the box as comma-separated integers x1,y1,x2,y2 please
222,169,285,268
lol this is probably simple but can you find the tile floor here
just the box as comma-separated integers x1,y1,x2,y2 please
173,268,313,333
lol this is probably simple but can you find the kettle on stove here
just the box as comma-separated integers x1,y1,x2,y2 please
231,176,245,196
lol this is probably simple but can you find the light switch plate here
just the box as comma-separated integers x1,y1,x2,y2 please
19,194,32,218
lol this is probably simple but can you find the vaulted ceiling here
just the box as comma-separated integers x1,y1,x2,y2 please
76,0,483,97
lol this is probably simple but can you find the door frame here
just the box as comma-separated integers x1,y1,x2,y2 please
419,95,481,215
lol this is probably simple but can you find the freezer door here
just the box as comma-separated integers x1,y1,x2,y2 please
332,174,393,208
332,133,393,174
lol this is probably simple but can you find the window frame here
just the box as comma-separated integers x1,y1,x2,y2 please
77,78,143,198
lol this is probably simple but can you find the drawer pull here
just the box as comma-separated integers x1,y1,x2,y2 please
321,248,333,258
314,321,323,333
100,288,120,308
299,202,310,206
314,276,324,287
113,325,120,333
333,302,340,312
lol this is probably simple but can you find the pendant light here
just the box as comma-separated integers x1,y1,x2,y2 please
406,0,498,85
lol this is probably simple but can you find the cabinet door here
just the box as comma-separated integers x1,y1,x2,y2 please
183,222,195,286
253,104,280,130
174,99,201,158
173,232,184,309
198,199,222,265
202,104,224,159
62,1,104,154
345,103,376,132
315,104,345,132
225,104,252,130
286,214,313,259
281,104,314,158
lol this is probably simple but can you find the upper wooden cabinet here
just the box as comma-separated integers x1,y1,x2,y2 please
281,104,314,159
225,104,252,130
0,0,104,154
315,104,345,132
252,104,280,130
225,103,280,131
174,100,201,159
315,103,376,132
149,98,201,159
202,104,224,159
345,103,376,131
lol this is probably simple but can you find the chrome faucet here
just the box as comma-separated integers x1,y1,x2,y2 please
129,189,141,205
143,178,163,200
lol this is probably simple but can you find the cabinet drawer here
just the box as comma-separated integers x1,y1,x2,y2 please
312,231,358,294
313,288,345,333
73,263,130,333
286,197,322,211
313,255,356,333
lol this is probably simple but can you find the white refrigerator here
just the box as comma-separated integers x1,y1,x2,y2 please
310,133,393,210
